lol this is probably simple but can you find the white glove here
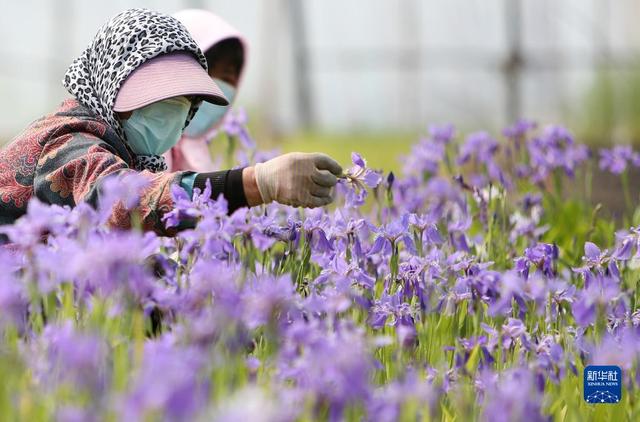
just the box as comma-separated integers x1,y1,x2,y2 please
254,152,342,208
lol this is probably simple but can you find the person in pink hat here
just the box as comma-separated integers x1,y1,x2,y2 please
165,9,248,173
167,10,343,212
0,8,342,235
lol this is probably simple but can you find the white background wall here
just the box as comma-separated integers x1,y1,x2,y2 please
0,0,639,140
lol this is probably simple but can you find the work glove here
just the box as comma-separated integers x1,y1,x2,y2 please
254,152,342,208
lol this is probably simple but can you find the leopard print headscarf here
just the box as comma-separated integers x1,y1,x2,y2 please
63,8,207,172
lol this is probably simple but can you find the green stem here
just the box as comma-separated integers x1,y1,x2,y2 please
621,170,633,222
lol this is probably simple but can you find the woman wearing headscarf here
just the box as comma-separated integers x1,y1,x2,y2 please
165,9,247,173
0,9,342,235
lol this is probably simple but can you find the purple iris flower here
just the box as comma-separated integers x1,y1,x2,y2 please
458,335,495,369
242,273,298,330
122,338,208,421
98,172,150,216
599,145,640,175
367,370,437,421
572,241,621,286
455,131,514,189
302,212,334,256
222,107,256,149
403,137,445,176
315,253,375,290
277,320,373,421
514,243,558,279
501,318,531,350
571,274,620,327
612,226,640,261
448,213,472,252
457,132,499,165
526,125,590,183
479,367,548,422
0,199,72,248
503,119,537,145
396,253,442,309
66,230,161,302
438,277,473,315
589,327,640,373
0,273,28,332
164,179,229,229
424,177,467,212
368,291,418,329
302,283,353,316
368,214,416,256
340,152,383,208
30,322,107,395
533,335,565,374
408,213,443,246
428,123,456,144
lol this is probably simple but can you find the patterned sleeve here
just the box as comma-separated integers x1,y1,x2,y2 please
33,131,180,235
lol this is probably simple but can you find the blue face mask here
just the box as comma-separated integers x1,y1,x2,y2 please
183,78,236,137
121,96,191,156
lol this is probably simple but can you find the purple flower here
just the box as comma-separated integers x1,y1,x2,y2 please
368,215,416,256
0,253,28,331
479,367,547,422
315,253,376,291
408,213,443,246
30,322,107,395
278,320,373,420
403,137,445,176
369,291,418,329
164,179,228,229
456,132,512,189
56,406,99,422
533,335,565,372
514,243,558,279
487,270,525,316
572,241,620,286
503,119,537,142
122,338,208,421
526,125,590,183
571,274,621,327
222,107,256,149
423,176,467,212
67,230,161,301
97,172,150,222
242,273,298,330
589,327,640,372
457,131,499,165
0,199,72,247
367,370,437,421
599,145,640,175
501,318,530,350
340,152,383,208
428,123,456,144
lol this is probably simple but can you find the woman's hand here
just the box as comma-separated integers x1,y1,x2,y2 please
252,152,342,208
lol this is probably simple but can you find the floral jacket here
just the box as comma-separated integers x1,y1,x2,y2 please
0,99,181,234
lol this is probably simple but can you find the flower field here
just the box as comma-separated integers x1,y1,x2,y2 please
1,113,640,421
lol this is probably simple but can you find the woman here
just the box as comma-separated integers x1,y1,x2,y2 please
165,9,248,173
0,9,342,235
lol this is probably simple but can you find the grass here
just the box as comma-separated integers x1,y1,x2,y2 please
263,131,418,174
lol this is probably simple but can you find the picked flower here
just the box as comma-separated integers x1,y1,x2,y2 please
338,152,382,207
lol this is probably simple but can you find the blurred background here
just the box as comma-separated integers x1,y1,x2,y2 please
1,0,640,169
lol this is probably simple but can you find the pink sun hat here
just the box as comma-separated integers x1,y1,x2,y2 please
113,51,229,112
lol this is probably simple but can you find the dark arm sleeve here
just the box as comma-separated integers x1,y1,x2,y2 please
193,168,248,214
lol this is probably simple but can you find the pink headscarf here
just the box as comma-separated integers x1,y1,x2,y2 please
165,9,249,172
